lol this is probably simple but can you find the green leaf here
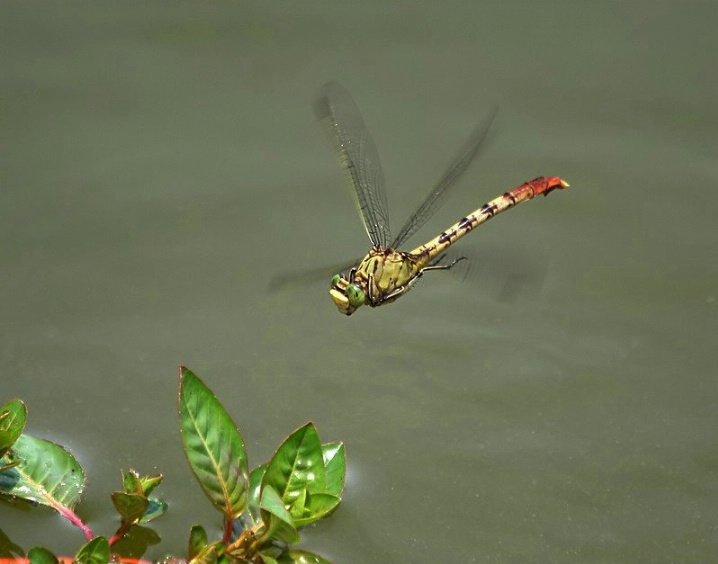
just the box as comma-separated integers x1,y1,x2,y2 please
259,485,300,545
74,536,109,564
189,524,208,559
258,545,283,562
121,468,163,497
27,546,59,564
111,492,149,523
121,468,143,495
248,463,267,524
190,541,224,564
257,545,283,563
179,366,248,520
321,442,345,498
0,434,85,510
262,423,325,513
293,493,341,527
0,399,27,455
139,473,163,496
139,496,167,523
107,525,161,557
289,488,307,522
278,549,332,564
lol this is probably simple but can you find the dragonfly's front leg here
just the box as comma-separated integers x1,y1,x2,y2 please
366,271,378,306
377,273,424,305
367,271,403,306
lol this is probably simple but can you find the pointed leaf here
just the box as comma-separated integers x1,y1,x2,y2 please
179,366,248,519
139,497,167,523
27,547,59,564
260,554,280,564
262,423,325,512
140,473,163,496
189,524,208,559
111,492,149,523
0,434,85,510
321,442,345,497
74,536,109,564
121,468,163,496
293,493,341,527
259,485,300,545
0,399,26,455
121,468,143,495
278,549,332,564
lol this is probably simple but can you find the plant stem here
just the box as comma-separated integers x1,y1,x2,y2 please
56,505,94,541
109,520,133,545
222,515,234,544
225,524,263,556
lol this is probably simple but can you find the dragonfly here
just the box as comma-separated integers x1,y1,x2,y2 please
316,82,570,316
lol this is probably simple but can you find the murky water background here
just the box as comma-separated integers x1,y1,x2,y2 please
2,2,717,562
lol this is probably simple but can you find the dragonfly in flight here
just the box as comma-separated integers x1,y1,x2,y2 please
315,82,570,316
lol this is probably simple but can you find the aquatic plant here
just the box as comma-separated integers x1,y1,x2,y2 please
0,366,345,564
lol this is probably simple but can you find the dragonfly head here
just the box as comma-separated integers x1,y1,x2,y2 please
329,273,366,315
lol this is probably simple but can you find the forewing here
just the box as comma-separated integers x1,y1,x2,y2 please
314,82,391,248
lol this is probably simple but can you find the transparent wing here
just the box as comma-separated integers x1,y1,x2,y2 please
314,82,391,248
391,107,497,249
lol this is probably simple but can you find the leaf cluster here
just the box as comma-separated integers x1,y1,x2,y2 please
179,366,344,563
0,367,345,564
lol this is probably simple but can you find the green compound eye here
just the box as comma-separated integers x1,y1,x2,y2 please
346,284,366,307
330,274,341,288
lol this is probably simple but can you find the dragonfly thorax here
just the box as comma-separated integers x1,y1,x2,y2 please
329,246,421,315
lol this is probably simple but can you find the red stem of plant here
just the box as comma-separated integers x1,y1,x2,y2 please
56,505,94,541
108,530,123,546
222,516,233,544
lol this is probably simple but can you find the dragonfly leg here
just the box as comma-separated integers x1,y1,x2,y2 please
379,273,424,304
367,271,378,305
423,255,467,272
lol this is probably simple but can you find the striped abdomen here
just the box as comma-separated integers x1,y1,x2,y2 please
409,176,569,264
